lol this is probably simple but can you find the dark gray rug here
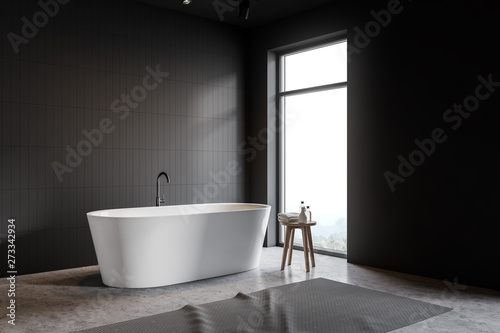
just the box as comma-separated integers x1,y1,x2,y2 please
75,278,451,333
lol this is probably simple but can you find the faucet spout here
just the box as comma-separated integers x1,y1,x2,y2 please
156,172,170,206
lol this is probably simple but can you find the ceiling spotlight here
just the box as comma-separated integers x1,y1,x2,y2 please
239,0,250,19
183,0,191,4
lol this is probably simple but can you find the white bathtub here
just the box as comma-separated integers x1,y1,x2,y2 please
87,203,271,288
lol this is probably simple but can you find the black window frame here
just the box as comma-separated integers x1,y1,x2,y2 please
276,36,348,259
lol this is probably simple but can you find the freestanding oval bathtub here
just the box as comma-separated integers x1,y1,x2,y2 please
87,203,271,288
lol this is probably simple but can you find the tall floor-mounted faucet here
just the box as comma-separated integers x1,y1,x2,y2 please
156,172,170,206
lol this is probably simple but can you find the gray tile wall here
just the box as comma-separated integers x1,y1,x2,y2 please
0,0,248,275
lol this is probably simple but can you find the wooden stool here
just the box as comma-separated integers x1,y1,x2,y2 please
280,221,316,272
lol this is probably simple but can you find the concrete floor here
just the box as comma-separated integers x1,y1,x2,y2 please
1,247,499,332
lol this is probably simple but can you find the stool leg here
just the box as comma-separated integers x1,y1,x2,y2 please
281,227,291,270
307,227,315,267
287,228,295,265
302,227,310,272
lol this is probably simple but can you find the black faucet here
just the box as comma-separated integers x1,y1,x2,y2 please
156,172,170,206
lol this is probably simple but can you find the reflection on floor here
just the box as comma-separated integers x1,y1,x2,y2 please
2,247,499,332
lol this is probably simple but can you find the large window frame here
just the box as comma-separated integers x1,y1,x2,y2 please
276,36,347,259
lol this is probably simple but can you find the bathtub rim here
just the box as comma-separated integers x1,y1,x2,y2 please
87,202,271,219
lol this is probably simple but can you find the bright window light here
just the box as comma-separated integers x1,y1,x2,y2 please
284,42,347,91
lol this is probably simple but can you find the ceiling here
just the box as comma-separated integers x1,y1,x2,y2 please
134,0,337,28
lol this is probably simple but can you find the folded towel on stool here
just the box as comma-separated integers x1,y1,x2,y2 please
278,212,298,219
280,218,299,223
278,212,299,223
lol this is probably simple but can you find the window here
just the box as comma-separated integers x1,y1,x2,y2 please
279,40,347,255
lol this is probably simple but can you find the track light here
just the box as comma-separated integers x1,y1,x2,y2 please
239,0,250,19
183,0,191,4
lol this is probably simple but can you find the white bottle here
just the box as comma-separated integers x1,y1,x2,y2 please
299,205,307,223
299,201,305,212
306,206,312,222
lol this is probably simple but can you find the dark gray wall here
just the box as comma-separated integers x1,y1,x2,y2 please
0,0,249,276
249,0,500,290
347,0,500,291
